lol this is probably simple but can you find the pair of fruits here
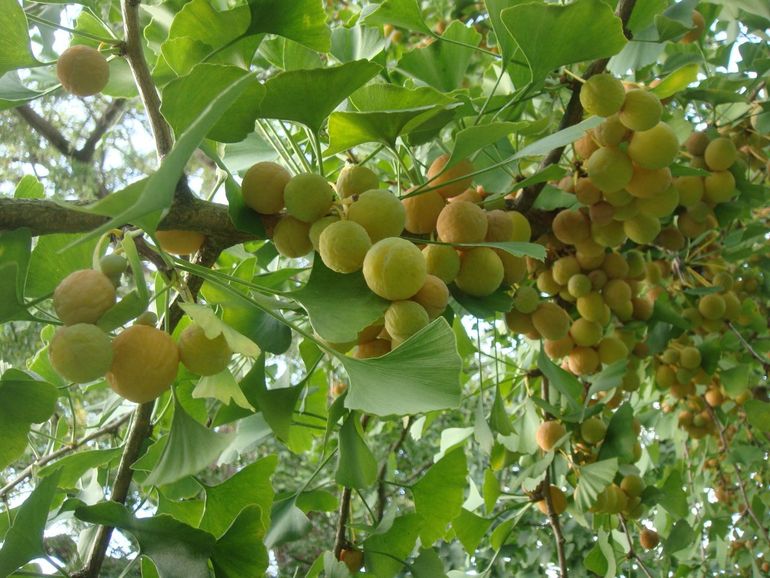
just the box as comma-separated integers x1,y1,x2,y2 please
49,263,233,404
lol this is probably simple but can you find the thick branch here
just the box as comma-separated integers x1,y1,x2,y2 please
512,0,637,214
15,105,73,157
0,413,131,499
0,197,259,247
542,475,568,578
120,0,174,160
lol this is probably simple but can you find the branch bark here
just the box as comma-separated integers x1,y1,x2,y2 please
618,515,655,578
542,475,568,578
512,0,638,214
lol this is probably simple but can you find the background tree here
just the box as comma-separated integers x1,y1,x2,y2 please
0,0,769,577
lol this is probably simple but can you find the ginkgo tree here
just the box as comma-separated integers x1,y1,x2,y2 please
0,0,769,577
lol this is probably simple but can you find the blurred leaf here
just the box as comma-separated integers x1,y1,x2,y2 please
651,295,691,330
665,519,694,554
364,514,423,578
13,175,44,199
265,497,311,547
0,0,40,76
360,0,431,34
38,447,122,489
0,228,32,322
413,448,467,544
411,548,447,578
597,403,636,463
745,400,770,432
0,472,60,577
446,122,520,169
340,319,462,417
211,505,269,578
537,349,582,411
573,458,618,512
452,508,492,554
585,361,627,399
658,470,688,520
651,64,699,99
336,413,378,489
193,369,254,411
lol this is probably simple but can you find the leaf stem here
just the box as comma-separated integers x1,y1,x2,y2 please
26,13,121,45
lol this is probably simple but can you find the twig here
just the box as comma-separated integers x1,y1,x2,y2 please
512,0,637,214
0,413,130,499
618,515,655,578
77,100,127,162
705,404,770,548
728,323,770,370
542,474,568,578
375,417,412,522
333,487,353,559
119,0,174,160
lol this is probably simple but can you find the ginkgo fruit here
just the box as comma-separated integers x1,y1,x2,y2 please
426,154,474,199
585,147,633,193
284,173,335,223
384,300,429,346
177,323,232,376
580,417,607,444
412,275,449,319
49,323,113,383
402,189,445,235
336,165,378,199
485,209,514,242
454,248,504,297
619,89,662,132
363,237,426,300
627,122,679,169
703,170,735,203
681,10,705,44
319,220,372,273
536,420,567,451
54,269,116,326
698,293,726,320
580,73,625,117
552,209,591,245
422,244,461,283
536,485,567,515
704,137,737,171
640,529,660,550
347,189,406,242
273,216,312,258
436,201,488,244
155,230,206,255
241,161,291,214
107,325,179,403
531,302,571,340
309,215,340,251
56,45,110,97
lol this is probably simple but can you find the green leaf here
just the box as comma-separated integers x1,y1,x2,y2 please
584,543,608,575
597,403,636,463
585,360,627,399
0,72,48,112
75,502,216,578
446,122,520,169
657,470,688,520
25,233,99,299
744,400,770,433
411,548,447,578
360,0,431,34
180,303,261,356
0,370,58,469
265,497,311,547
398,21,482,91
161,64,266,143
364,513,423,578
37,447,123,489
249,354,302,442
500,0,627,86
651,295,691,330
665,519,694,554
721,363,750,397
0,472,60,577
412,448,467,544
193,369,254,411
0,0,39,76
260,36,323,71
211,505,269,578
256,60,380,132
452,508,492,554
340,318,462,417
330,25,386,63
515,116,602,159
246,0,331,52
336,413,378,489
200,455,277,538
650,64,699,99
292,256,388,344
143,398,235,487
70,71,259,247
573,458,618,513
13,175,44,199
537,348,582,411
0,228,32,323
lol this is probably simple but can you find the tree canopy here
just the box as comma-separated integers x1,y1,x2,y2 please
0,0,769,577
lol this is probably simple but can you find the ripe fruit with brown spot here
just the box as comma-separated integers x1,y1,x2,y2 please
155,230,206,255
426,154,474,199
56,45,110,97
49,324,113,383
363,237,426,300
177,322,232,377
107,325,179,403
639,529,659,550
336,165,378,199
436,201,488,244
536,420,567,451
339,548,364,574
536,484,567,515
54,269,116,326
241,161,291,214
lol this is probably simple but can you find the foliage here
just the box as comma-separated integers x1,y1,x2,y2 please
1,1,770,577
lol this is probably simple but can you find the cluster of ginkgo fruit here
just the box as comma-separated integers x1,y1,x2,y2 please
47,255,234,403
239,154,532,357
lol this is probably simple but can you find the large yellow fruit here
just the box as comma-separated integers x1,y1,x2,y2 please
336,165,379,199
319,220,371,273
536,421,567,451
454,248,504,297
363,237,426,300
155,230,206,255
403,189,445,234
56,45,110,97
273,216,312,258
49,323,113,383
531,302,571,340
579,73,625,117
509,211,532,242
107,325,179,403
177,323,232,376
485,209,514,242
384,300,430,346
241,161,291,214
619,89,662,132
309,215,340,251
426,154,474,199
284,173,335,222
412,275,449,319
436,201,488,244
586,147,633,193
627,122,679,169
536,485,568,515
552,209,591,245
53,269,116,325
704,137,737,171
422,244,461,283
348,189,406,242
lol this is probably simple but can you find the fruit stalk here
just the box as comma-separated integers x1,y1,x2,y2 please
618,515,655,578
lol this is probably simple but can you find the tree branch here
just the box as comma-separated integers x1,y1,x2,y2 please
15,105,73,158
376,417,412,522
76,99,127,163
0,413,131,500
618,515,655,578
120,0,174,160
333,487,353,559
512,0,638,214
542,475,568,578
